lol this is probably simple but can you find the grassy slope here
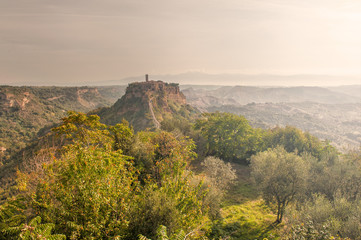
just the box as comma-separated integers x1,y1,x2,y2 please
209,164,281,239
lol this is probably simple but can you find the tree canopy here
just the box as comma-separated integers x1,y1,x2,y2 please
195,112,264,163
250,146,309,223
1,112,210,240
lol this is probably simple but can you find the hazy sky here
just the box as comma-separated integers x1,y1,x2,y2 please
0,0,360,85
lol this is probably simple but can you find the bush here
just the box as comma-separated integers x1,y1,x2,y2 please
201,156,236,191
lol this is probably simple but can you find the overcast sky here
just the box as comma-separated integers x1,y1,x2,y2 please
0,0,360,85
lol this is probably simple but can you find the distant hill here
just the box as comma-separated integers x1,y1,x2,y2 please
208,102,361,149
182,85,361,111
89,72,360,87
95,80,199,131
0,85,125,160
179,84,361,149
328,85,361,99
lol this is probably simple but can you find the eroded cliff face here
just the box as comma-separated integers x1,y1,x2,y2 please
122,81,186,112
0,86,122,159
0,87,106,113
97,81,196,130
0,90,32,111
124,81,186,104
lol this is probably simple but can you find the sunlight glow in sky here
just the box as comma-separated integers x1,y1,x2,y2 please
0,0,360,85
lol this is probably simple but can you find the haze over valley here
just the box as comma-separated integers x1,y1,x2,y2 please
1,0,361,239
1,82,360,157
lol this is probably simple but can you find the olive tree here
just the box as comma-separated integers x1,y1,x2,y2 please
202,156,236,190
250,146,309,223
201,156,237,219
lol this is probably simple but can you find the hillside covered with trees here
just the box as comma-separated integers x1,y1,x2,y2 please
0,86,125,161
1,82,361,239
1,109,360,239
182,85,361,149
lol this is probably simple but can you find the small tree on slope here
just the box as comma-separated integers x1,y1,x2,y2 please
250,146,309,223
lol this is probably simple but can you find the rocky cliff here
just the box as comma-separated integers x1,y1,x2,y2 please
96,81,197,130
0,85,125,160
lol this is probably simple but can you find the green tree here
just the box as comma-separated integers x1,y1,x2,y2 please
285,194,359,239
195,112,263,163
306,148,361,201
161,117,192,136
131,131,196,186
35,145,137,239
20,112,138,239
109,120,134,154
127,131,208,239
201,156,236,191
52,111,112,148
3,216,65,240
201,156,237,219
263,126,336,160
1,112,210,239
250,146,309,223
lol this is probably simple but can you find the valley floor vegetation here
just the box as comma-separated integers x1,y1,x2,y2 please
0,111,360,239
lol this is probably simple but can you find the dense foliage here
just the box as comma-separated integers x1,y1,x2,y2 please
0,86,123,163
3,216,66,240
1,109,360,239
0,112,209,239
263,126,336,160
195,112,264,163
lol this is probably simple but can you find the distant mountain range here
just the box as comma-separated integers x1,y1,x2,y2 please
182,85,361,111
181,84,361,149
31,72,359,87
328,85,361,99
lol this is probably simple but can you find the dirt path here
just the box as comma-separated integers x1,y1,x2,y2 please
148,98,161,129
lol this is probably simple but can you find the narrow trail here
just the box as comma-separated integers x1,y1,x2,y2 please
148,98,161,129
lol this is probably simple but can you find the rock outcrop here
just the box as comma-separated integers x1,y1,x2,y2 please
96,80,197,130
